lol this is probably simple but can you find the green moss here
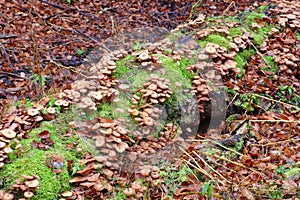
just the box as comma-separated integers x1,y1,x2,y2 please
296,33,300,40
245,12,265,25
243,12,274,46
229,27,243,37
0,113,97,200
99,102,113,119
257,5,269,12
113,55,136,79
198,35,230,49
234,48,256,78
261,56,277,73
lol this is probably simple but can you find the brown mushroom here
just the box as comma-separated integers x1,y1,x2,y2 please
24,191,34,199
114,142,128,153
123,188,135,197
1,129,16,139
95,136,105,148
2,193,14,200
0,141,6,148
61,191,73,198
25,179,39,188
205,44,217,54
27,109,39,117
47,107,56,114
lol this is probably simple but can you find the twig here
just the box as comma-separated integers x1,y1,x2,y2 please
251,93,300,112
251,138,300,147
0,34,18,39
200,151,266,177
179,146,225,186
227,92,238,109
223,1,236,15
188,139,244,156
0,41,13,68
192,150,230,184
0,71,27,79
250,119,300,123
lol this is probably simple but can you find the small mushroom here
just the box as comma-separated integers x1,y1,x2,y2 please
61,191,73,198
27,109,39,117
25,179,39,188
0,141,6,148
123,188,135,197
114,142,128,153
2,193,14,200
24,191,34,199
95,136,105,148
46,107,56,114
205,44,217,54
1,129,16,139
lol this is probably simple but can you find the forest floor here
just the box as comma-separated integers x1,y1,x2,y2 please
0,0,299,199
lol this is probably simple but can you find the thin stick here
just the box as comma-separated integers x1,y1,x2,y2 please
0,42,13,68
200,151,265,176
0,34,18,39
179,147,225,186
250,119,300,123
251,138,300,147
192,150,230,184
251,93,300,111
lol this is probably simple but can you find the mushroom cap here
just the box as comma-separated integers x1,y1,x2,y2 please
2,193,14,200
24,191,34,198
224,59,237,69
123,188,135,196
95,136,105,148
25,179,39,188
47,107,56,114
139,51,150,61
0,141,6,148
143,117,154,126
114,142,128,153
27,108,39,116
54,99,64,106
93,91,103,101
0,162,4,168
1,129,17,139
61,191,73,198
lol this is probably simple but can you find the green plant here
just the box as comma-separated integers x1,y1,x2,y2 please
25,98,34,108
202,180,214,198
234,93,259,112
276,85,300,108
77,49,85,56
29,73,46,88
297,33,300,40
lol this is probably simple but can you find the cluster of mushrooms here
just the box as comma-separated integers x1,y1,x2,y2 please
0,175,40,200
128,74,172,126
0,129,16,169
67,155,115,199
260,28,300,76
271,0,300,29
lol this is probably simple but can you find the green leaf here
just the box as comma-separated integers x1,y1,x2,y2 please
202,180,211,196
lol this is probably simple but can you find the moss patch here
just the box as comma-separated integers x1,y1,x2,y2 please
229,27,243,37
234,48,256,78
198,34,230,49
0,113,96,200
113,55,136,79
